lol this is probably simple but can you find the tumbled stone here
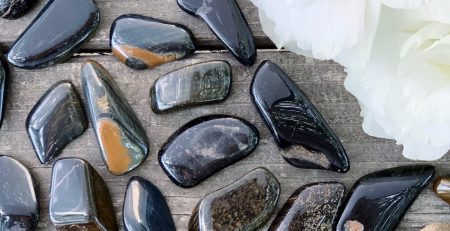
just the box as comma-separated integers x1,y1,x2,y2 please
81,60,149,175
0,0,35,19
421,223,450,231
7,0,100,69
269,182,345,231
251,60,350,173
0,54,7,128
159,115,259,188
188,168,280,230
50,158,118,231
0,155,39,230
336,165,435,231
151,61,231,113
434,177,450,204
110,14,195,70
26,81,87,164
177,0,256,66
123,176,176,231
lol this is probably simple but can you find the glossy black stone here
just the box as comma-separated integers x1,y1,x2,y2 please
159,115,259,188
0,155,39,231
0,53,8,129
251,60,350,173
336,165,435,231
177,0,256,66
123,176,176,231
110,14,195,70
0,0,35,19
50,158,118,231
269,182,345,231
151,60,232,113
7,0,100,69
82,60,149,175
26,81,87,164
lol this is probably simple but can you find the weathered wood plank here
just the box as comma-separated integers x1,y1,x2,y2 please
2,51,448,230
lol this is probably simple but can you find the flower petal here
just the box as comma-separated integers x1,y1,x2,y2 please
381,0,426,9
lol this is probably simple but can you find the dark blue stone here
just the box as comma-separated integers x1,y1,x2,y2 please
0,0,36,19
0,53,8,129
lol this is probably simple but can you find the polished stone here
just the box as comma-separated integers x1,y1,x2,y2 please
251,60,350,173
189,168,280,230
50,158,118,231
177,0,256,66
269,182,345,231
110,14,195,70
421,223,450,231
151,61,231,113
81,60,149,175
159,115,259,188
26,81,87,164
7,0,100,69
0,155,39,231
123,176,176,231
0,0,35,19
433,177,450,205
0,54,7,128
336,165,435,231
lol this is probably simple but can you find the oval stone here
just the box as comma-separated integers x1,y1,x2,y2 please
0,0,35,19
0,53,8,128
159,115,259,188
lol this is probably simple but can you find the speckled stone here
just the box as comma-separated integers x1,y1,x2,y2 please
269,182,345,231
188,168,280,231
26,81,87,164
50,158,118,231
433,177,450,205
0,0,35,19
159,115,259,188
110,14,195,70
0,155,39,231
151,61,231,113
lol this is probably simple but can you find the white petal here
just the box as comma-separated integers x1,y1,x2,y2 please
381,0,426,9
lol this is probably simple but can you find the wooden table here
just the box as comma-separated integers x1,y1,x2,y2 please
0,0,448,230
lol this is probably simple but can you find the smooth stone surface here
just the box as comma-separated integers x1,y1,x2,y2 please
421,223,450,231
26,81,87,164
188,167,280,231
159,115,259,188
251,60,350,173
0,0,34,19
151,60,231,113
50,158,118,231
269,182,345,231
433,177,450,205
177,0,256,66
81,60,149,175
123,176,176,231
110,14,195,70
336,165,435,231
7,0,100,69
0,53,7,128
0,155,38,231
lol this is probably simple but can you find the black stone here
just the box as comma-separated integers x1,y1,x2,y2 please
110,14,195,70
269,182,345,231
0,0,35,19
159,115,259,188
177,0,256,66
251,60,350,173
50,158,118,230
335,165,435,231
151,60,231,113
0,155,39,231
123,176,176,231
81,60,149,175
26,81,87,164
7,0,100,69
0,53,8,129
189,168,280,231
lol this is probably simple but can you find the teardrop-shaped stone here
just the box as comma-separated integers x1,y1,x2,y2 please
110,14,196,70
0,0,35,19
433,177,450,204
336,165,435,231
0,155,39,231
81,60,149,175
251,60,350,173
7,0,100,69
177,0,256,66
123,176,176,231
269,182,345,231
26,81,87,164
0,54,8,128
159,115,259,188
151,61,231,113
50,158,118,231
189,168,280,231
